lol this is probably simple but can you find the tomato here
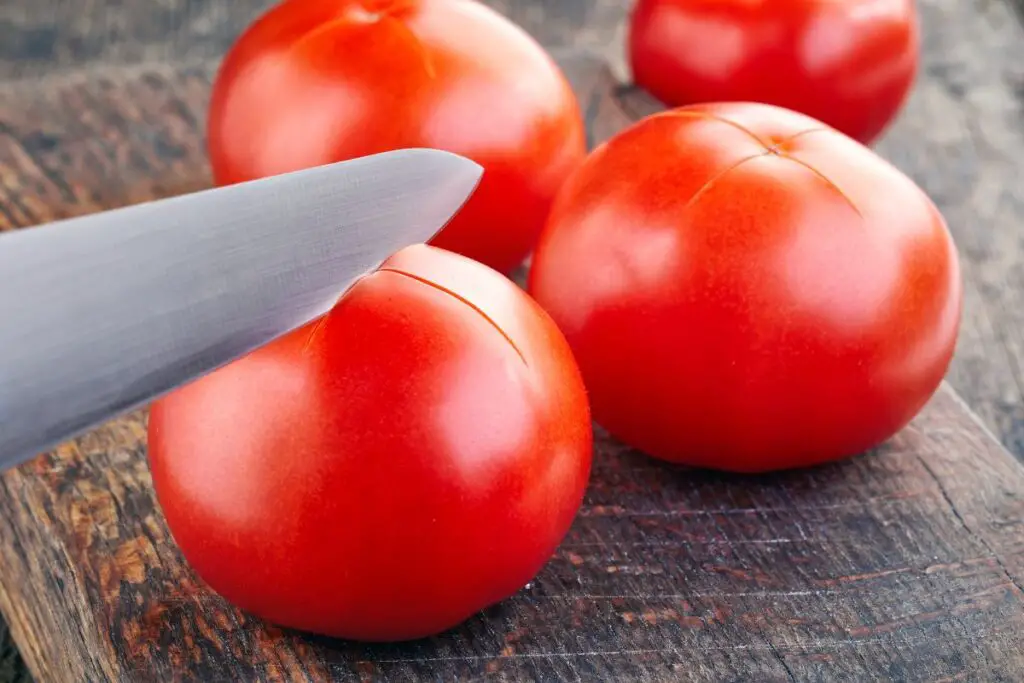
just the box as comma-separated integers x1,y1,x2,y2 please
147,245,592,641
206,0,586,274
527,102,961,473
627,0,919,145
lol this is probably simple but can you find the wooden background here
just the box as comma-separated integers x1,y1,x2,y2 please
1,0,1024,680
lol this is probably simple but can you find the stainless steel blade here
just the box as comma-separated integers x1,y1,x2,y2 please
0,148,482,471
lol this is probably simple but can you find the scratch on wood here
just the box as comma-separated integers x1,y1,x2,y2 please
917,454,1024,598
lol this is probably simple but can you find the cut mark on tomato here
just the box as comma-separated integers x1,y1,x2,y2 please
781,156,864,218
766,128,829,153
662,110,768,148
683,152,770,212
302,314,331,353
378,268,528,366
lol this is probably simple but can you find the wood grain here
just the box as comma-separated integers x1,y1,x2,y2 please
0,50,1023,681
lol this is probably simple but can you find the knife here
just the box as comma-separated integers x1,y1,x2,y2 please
0,148,483,472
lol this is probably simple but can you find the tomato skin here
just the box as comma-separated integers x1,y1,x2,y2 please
147,245,592,641
628,0,919,145
206,0,586,274
527,102,961,473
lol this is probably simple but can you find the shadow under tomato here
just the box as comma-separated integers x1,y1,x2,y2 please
585,420,892,501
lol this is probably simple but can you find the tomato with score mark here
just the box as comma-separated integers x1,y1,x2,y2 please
528,102,961,473
206,0,586,274
148,245,593,642
628,0,920,145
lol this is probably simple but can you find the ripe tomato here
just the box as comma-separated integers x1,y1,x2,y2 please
628,0,919,145
528,102,961,473
206,0,586,274
148,245,592,641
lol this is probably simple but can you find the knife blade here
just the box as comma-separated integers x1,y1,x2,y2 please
0,148,483,472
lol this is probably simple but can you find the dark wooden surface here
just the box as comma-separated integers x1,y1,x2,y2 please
0,0,1023,681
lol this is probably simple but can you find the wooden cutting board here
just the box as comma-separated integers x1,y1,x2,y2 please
0,50,1023,682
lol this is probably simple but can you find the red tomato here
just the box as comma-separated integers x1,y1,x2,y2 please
148,245,592,641
528,102,961,473
206,0,586,274
628,0,919,145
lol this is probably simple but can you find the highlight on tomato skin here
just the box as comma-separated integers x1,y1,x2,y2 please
147,244,593,643
206,0,587,275
527,101,962,474
627,0,920,145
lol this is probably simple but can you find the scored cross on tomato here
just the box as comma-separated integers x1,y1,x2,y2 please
529,101,962,473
